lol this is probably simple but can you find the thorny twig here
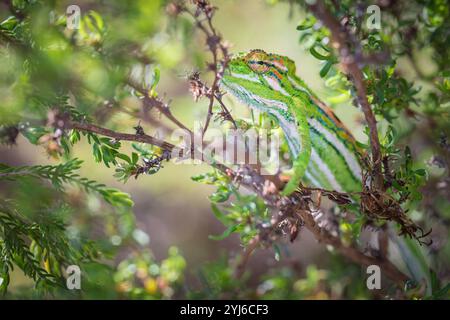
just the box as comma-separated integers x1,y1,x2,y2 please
132,150,172,179
126,79,193,135
181,1,237,134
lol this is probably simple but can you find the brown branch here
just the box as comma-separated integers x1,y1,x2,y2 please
126,79,193,135
294,207,408,287
68,121,176,152
213,93,237,127
68,118,237,177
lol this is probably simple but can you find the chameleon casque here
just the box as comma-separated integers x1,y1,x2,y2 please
221,49,431,291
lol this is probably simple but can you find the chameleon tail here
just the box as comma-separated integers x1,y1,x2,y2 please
389,228,432,295
281,103,311,196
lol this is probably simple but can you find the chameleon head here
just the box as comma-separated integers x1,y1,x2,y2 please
221,49,305,114
226,49,297,76
221,49,310,159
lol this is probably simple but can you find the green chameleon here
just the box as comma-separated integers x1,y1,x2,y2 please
221,49,362,196
221,49,432,293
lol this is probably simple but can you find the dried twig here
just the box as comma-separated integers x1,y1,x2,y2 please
126,79,193,135
182,1,236,134
68,121,176,152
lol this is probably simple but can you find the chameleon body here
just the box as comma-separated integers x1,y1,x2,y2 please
221,49,431,291
221,49,362,195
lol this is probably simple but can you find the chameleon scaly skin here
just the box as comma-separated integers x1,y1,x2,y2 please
221,49,431,290
221,49,362,195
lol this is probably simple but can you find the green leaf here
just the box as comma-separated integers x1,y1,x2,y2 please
88,10,104,32
0,16,19,30
100,145,113,166
320,60,334,78
93,144,102,162
208,224,240,241
355,141,369,149
310,46,330,60
116,153,131,164
131,152,139,164
21,127,49,145
150,67,160,92
415,168,427,177
100,137,120,149
209,186,231,203
210,204,228,224
296,16,316,31
191,173,217,185
69,130,81,145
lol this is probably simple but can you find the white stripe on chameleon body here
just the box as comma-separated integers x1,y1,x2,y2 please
263,75,290,97
224,82,300,153
226,82,290,115
288,76,311,95
305,171,322,189
310,148,343,192
308,118,362,181
253,95,290,115
223,83,271,113
230,72,260,84
273,110,301,156
306,161,327,189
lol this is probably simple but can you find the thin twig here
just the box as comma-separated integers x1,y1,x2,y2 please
183,4,233,135
68,121,176,152
126,79,193,135
234,235,260,279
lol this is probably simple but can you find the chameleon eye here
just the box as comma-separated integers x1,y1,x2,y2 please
245,49,270,73
248,60,270,73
